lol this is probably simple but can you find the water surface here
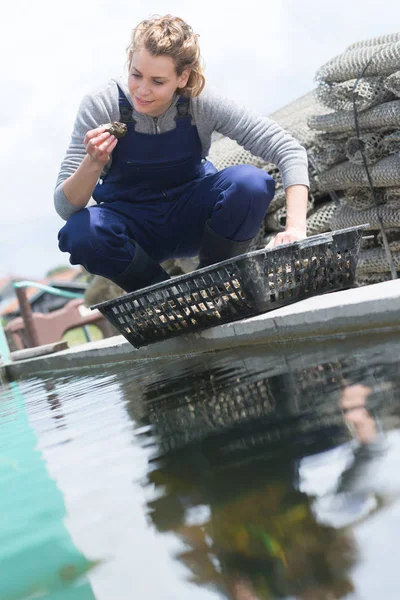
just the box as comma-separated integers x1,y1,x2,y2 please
1,334,400,599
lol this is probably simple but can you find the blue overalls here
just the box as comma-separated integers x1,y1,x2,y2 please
58,86,275,288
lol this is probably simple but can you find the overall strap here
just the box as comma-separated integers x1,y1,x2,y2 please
117,85,136,124
175,96,192,128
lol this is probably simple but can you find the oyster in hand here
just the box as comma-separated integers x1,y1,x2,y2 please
103,121,127,139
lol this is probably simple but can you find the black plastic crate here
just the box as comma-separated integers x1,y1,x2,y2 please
92,225,366,348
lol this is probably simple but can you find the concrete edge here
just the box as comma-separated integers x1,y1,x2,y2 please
4,280,400,379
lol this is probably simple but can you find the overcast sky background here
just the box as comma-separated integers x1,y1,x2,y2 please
2,0,400,278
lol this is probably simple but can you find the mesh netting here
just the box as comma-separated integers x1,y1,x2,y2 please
377,228,400,249
260,202,337,241
330,204,400,230
358,247,400,273
264,205,287,232
345,131,387,165
384,186,400,201
381,129,400,153
316,77,394,112
306,202,338,236
209,135,274,172
268,90,327,149
318,154,400,191
309,138,347,170
308,99,400,134
342,188,386,210
264,199,314,232
355,271,394,285
316,41,400,83
346,33,400,51
268,189,286,213
384,70,400,97
311,130,400,169
315,131,350,142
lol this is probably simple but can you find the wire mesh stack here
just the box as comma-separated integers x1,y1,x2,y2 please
308,32,400,285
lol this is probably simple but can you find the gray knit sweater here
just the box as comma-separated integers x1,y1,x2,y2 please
54,78,309,220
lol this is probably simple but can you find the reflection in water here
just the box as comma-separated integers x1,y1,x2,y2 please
148,455,358,598
127,339,400,599
44,379,68,430
310,383,388,532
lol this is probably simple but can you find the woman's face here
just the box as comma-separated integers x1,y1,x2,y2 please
128,48,190,117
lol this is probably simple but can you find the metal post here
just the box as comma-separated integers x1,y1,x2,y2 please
83,325,91,343
0,319,10,365
15,287,40,348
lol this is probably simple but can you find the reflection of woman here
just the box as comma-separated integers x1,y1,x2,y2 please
132,354,397,597
55,14,309,293
340,383,378,444
311,383,388,530
147,453,357,599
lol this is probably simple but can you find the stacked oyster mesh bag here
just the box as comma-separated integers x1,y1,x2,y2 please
209,32,400,285
309,32,400,284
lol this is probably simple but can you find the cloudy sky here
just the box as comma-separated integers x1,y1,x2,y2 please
2,0,399,277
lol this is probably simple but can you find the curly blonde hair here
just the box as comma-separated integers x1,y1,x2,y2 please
127,15,205,97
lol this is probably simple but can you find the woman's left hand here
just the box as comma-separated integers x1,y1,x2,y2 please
266,226,307,248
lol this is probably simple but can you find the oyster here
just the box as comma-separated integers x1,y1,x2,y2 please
104,121,127,139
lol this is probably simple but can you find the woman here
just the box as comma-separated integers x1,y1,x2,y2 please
56,15,309,293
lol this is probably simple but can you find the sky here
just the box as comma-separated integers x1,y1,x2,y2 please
2,0,400,278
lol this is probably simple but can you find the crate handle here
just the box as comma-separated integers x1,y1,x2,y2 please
295,232,333,250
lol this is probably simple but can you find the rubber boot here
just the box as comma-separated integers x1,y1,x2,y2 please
197,221,254,269
110,243,170,293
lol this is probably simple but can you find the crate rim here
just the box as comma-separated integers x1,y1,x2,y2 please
91,224,368,311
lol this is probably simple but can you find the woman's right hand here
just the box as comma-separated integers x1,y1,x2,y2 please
84,126,118,165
